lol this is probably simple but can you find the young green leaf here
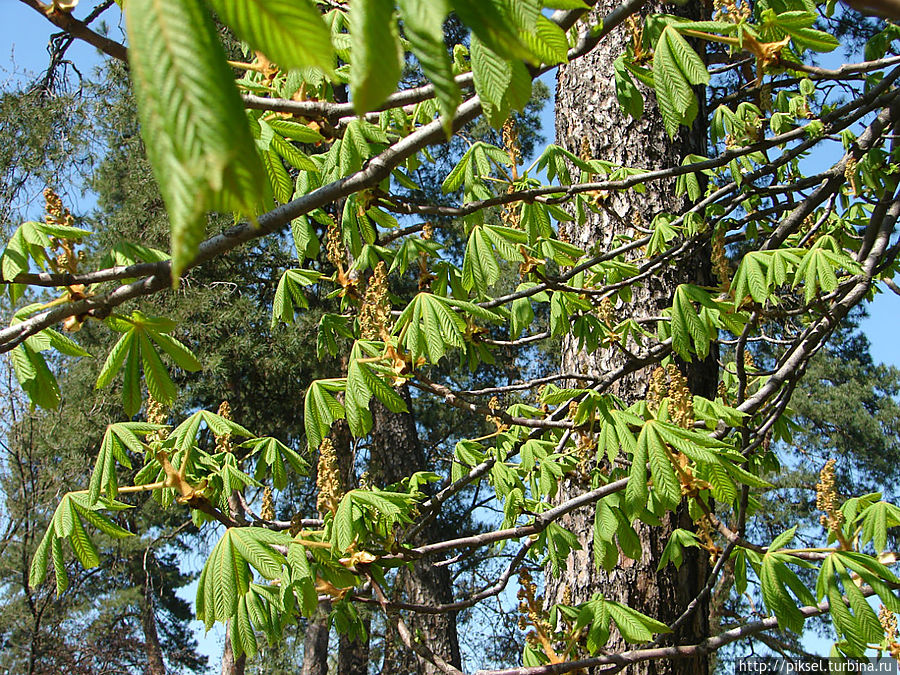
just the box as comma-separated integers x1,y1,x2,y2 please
125,0,268,282
204,0,334,73
397,0,460,130
350,0,403,114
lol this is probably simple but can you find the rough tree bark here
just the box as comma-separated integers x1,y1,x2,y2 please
300,602,332,675
545,3,716,674
220,621,246,675
371,393,461,675
139,571,167,675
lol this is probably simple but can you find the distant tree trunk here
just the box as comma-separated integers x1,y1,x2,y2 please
339,631,370,675
371,392,461,675
546,3,714,674
301,602,332,675
221,621,246,675
139,574,167,675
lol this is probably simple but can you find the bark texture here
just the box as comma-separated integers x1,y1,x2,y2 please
139,577,167,675
301,603,332,675
339,630,370,675
546,3,715,674
370,392,461,675
220,621,246,675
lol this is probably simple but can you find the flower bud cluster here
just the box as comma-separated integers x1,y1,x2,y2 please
215,401,234,455
713,0,751,23
44,188,84,276
517,569,551,642
647,366,694,429
261,486,275,521
316,437,342,516
360,261,391,340
816,458,844,534
711,227,731,293
596,297,616,327
668,366,694,430
326,220,344,269
878,606,900,659
146,396,169,444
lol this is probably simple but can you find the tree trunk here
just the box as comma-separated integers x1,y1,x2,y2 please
339,631,370,675
370,393,461,675
140,576,167,675
301,602,332,675
221,621,246,675
546,3,714,674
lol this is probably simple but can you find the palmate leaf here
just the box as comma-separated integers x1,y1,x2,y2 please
171,409,254,454
30,493,133,595
344,342,408,438
614,56,644,120
304,379,346,450
832,551,900,613
214,453,262,501
462,226,501,295
99,241,170,272
854,500,900,553
759,549,814,634
8,320,91,409
140,332,177,404
263,149,293,204
441,141,510,194
245,437,309,490
626,424,650,514
232,594,259,659
10,342,61,410
575,597,611,654
331,489,419,552
1,220,90,300
573,593,670,652
669,284,718,360
95,312,202,416
735,252,771,305
641,421,681,511
270,132,318,173
89,422,166,504
658,528,701,570
267,119,325,144
816,553,890,656
125,0,268,282
271,268,322,326
471,34,516,128
197,527,291,630
653,26,708,138
205,0,334,73
451,0,532,61
350,0,403,114
287,542,318,616
395,293,469,365
793,236,861,304
605,600,672,642
518,14,569,66
471,35,531,129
